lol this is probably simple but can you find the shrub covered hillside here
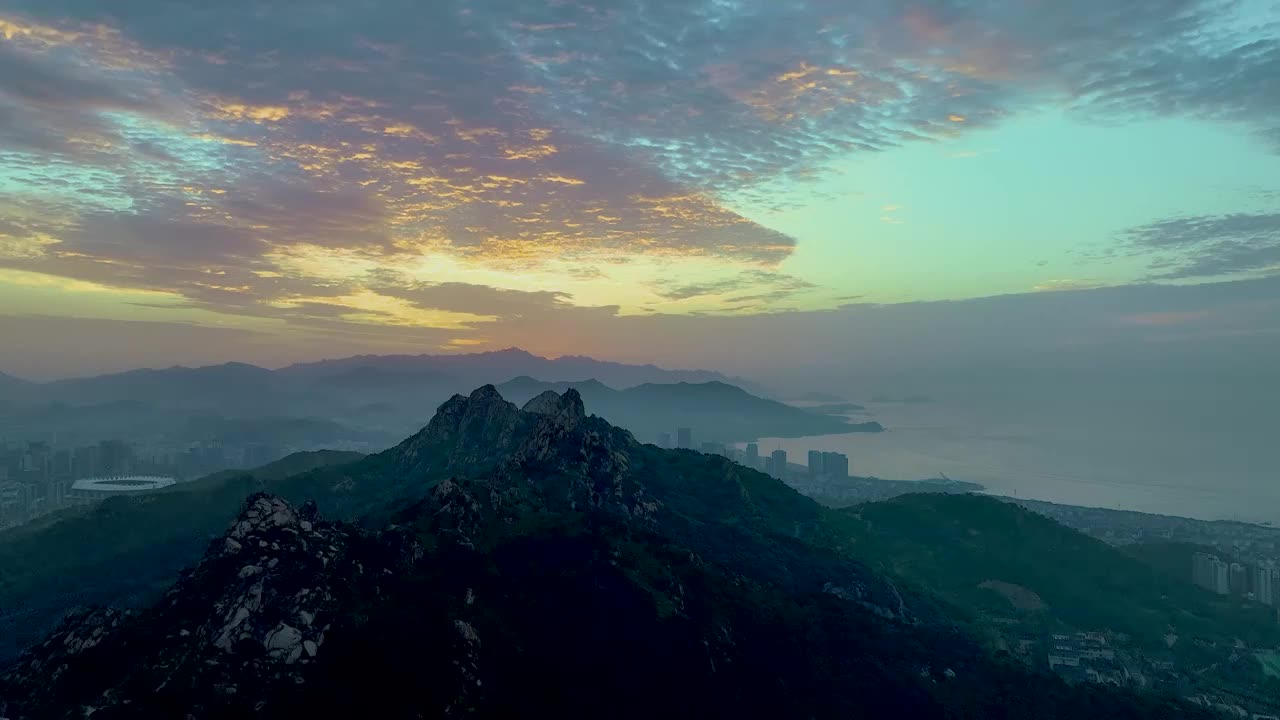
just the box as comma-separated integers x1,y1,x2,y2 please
839,493,1280,649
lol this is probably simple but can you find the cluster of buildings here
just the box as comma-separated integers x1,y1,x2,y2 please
807,450,849,479
0,437,289,528
741,443,790,478
750,445,849,482
1192,552,1278,606
652,430,849,483
656,428,697,452
1045,632,1127,686
1030,628,1280,717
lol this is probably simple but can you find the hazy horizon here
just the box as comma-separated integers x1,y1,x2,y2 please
4,274,1279,384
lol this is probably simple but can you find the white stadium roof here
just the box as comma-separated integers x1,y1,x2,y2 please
70,476,177,493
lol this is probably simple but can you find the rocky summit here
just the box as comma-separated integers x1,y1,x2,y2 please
0,388,1214,719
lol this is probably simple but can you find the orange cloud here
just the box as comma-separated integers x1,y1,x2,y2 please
710,60,868,124
209,100,292,122
382,123,438,142
541,175,586,185
191,132,259,147
0,16,85,44
503,144,559,160
454,126,504,143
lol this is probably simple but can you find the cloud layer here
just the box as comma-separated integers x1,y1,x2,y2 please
1,0,1278,349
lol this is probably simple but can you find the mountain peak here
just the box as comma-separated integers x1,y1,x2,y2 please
468,383,505,403
521,389,585,421
486,347,539,359
380,385,528,481
428,384,517,424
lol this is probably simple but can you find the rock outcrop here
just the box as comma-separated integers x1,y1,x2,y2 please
0,493,420,718
387,385,529,479
1,607,136,695
407,387,658,550
520,388,585,421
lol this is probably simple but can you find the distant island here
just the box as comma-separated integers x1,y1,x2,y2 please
794,391,847,403
804,402,866,415
497,376,883,445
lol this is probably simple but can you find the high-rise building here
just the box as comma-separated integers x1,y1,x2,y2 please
46,478,68,508
1229,563,1248,596
657,432,672,449
821,451,849,479
763,456,774,475
0,481,19,515
98,440,134,476
1252,564,1277,606
52,449,73,478
770,449,787,479
1214,561,1230,595
72,445,101,479
745,443,759,468
1192,552,1232,595
677,428,693,449
21,441,52,482
808,450,822,475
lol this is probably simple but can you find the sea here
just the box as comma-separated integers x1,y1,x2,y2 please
754,380,1280,525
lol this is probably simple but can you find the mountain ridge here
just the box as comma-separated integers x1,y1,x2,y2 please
6,349,754,392
0,386,1220,718
0,350,777,451
277,347,765,393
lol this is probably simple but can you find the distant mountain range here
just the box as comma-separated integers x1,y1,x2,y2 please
276,348,764,393
0,349,776,449
496,376,880,444
0,349,760,400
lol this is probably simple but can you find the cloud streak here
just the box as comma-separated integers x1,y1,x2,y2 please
1121,212,1280,279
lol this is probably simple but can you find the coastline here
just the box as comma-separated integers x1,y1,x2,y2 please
763,398,1280,526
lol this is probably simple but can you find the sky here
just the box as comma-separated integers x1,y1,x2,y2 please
1,0,1279,380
